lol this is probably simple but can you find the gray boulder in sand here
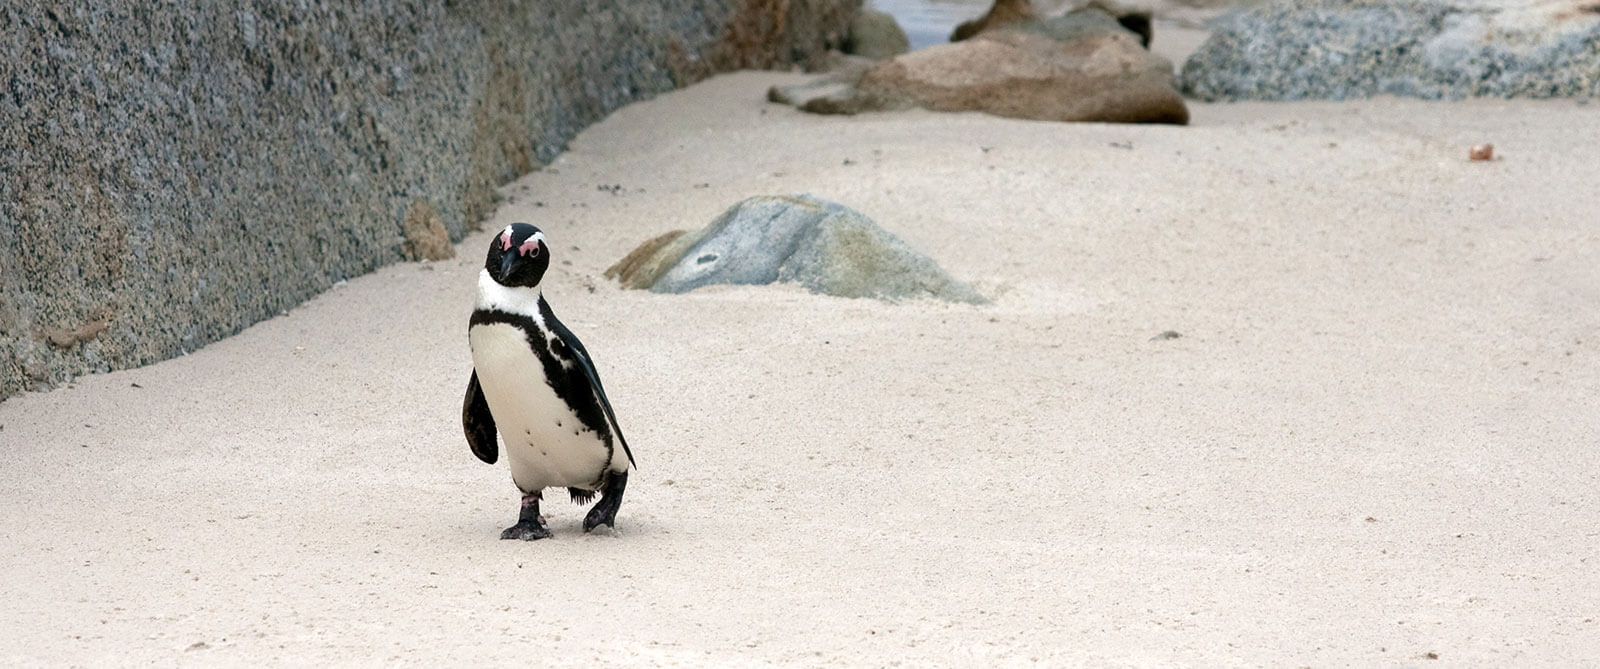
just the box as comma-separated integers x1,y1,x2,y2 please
771,8,1188,124
605,195,986,304
845,8,911,59
1181,0,1600,101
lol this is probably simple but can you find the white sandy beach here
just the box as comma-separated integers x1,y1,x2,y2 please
3,68,1599,665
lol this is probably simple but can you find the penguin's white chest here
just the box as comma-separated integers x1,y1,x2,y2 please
468,322,613,492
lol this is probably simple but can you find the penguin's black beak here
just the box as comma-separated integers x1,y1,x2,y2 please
498,251,518,282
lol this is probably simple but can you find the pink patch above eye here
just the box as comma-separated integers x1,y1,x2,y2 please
500,232,513,252
518,239,540,256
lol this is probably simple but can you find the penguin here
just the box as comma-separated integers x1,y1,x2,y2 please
462,223,635,540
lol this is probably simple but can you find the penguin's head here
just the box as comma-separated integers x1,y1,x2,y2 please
485,223,550,288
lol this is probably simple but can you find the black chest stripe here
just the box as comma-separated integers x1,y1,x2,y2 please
470,306,632,467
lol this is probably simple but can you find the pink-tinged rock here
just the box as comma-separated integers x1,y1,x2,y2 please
772,9,1189,125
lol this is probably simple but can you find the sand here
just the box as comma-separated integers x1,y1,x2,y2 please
3,69,1599,666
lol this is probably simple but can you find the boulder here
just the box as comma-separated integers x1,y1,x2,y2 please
770,8,1189,124
604,230,692,290
1181,0,1600,101
951,0,1039,42
767,56,877,107
845,8,911,59
605,195,987,304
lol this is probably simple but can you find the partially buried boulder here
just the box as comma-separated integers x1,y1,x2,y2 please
845,8,911,59
769,7,1188,124
604,195,986,304
1181,0,1600,100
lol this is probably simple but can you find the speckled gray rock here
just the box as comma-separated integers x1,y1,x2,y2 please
616,195,986,304
0,0,857,400
1181,0,1600,101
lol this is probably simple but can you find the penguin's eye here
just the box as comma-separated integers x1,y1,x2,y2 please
518,239,540,257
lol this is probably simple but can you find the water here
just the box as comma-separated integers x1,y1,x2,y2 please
866,0,991,50
867,0,1089,50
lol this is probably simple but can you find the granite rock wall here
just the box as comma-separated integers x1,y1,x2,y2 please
1181,0,1600,101
0,0,857,400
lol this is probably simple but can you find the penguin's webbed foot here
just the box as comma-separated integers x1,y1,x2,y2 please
500,521,552,541
582,505,616,533
582,472,628,533
503,491,550,540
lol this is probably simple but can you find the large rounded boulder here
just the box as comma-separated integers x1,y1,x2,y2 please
605,195,987,304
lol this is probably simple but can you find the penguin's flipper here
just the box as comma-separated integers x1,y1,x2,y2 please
463,371,499,464
548,319,636,468
574,353,635,468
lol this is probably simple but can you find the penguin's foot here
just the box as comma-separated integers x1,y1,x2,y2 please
500,521,552,541
502,491,550,540
582,505,615,533
582,472,628,533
